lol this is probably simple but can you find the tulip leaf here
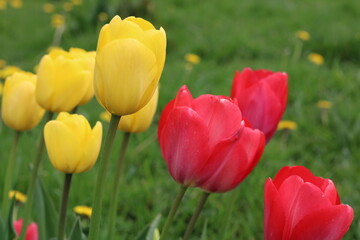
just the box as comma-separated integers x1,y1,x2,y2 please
200,218,208,240
0,208,5,238
69,217,87,240
37,178,58,239
6,197,16,240
135,214,161,240
35,179,47,240
146,214,161,240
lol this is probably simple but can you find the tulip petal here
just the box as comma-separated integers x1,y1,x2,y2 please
95,38,157,115
273,166,326,189
125,16,155,30
75,121,103,173
44,121,82,173
278,176,333,239
159,107,210,185
192,95,243,148
158,86,192,139
290,205,354,240
196,127,264,193
264,178,286,240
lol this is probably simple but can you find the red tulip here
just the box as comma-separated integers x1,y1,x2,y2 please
231,67,288,142
13,219,39,240
158,85,265,193
264,166,354,240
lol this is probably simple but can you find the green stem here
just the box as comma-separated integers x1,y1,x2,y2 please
88,114,121,240
160,185,188,240
182,192,211,240
107,132,131,240
19,111,54,240
58,173,73,240
1,131,21,219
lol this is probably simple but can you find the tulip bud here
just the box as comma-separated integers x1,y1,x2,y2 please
36,48,96,113
118,87,159,133
1,72,45,131
231,67,288,142
94,15,166,116
44,112,102,173
13,219,39,240
158,85,265,192
264,166,354,240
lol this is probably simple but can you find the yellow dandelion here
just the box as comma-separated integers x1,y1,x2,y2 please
9,190,27,203
63,2,73,12
0,0,7,10
0,65,24,78
98,12,108,22
0,59,6,68
317,100,332,110
185,53,201,64
100,111,111,122
43,3,55,13
308,53,324,66
277,120,298,131
71,0,82,5
51,14,65,28
73,205,92,218
295,30,310,41
10,0,22,8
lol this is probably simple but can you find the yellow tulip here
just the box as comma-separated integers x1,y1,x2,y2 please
118,87,158,133
36,48,96,112
1,72,45,131
94,15,166,116
44,112,102,173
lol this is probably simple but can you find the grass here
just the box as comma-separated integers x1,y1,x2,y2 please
1,0,360,239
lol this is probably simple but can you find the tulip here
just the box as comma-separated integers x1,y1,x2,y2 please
2,72,45,131
230,67,288,142
158,85,265,193
264,166,354,240
14,219,39,240
94,15,166,116
36,48,96,113
44,112,102,173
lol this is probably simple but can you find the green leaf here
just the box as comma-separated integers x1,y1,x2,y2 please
69,217,86,240
146,214,161,240
135,214,161,240
0,208,5,238
200,218,208,240
7,197,16,240
34,179,47,240
39,178,58,239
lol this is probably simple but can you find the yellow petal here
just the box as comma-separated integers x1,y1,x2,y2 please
94,38,157,115
44,120,82,173
125,16,155,30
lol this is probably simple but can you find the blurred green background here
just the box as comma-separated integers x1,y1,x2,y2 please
1,0,360,239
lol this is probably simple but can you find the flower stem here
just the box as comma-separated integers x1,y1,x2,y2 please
107,132,131,240
58,173,73,240
88,114,121,240
1,131,21,219
19,111,54,240
160,185,188,240
182,191,211,240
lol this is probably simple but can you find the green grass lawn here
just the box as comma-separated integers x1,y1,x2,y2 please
1,0,360,239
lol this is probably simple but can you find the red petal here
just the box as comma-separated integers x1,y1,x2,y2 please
159,107,210,185
278,176,333,239
273,166,325,189
196,127,264,193
264,178,286,240
290,205,354,240
192,95,243,149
